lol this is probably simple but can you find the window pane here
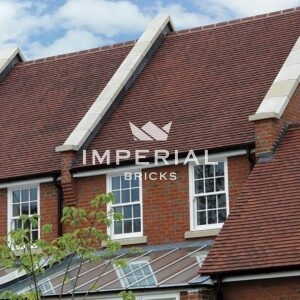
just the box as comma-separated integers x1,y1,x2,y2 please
218,194,226,208
208,210,217,224
207,195,216,209
112,176,120,190
21,203,29,215
133,219,141,232
13,190,20,203
216,178,225,191
30,201,38,215
205,165,214,178
124,206,132,219
133,204,140,218
218,209,227,223
114,221,122,234
205,179,214,193
121,176,130,189
197,211,206,225
194,165,203,179
121,189,130,203
21,189,29,203
215,162,224,176
196,197,206,210
13,204,20,217
113,191,121,204
195,180,204,194
131,176,139,188
124,220,132,233
30,188,37,201
31,230,38,242
131,188,139,202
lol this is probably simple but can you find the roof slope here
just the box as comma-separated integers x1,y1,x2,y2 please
0,44,133,181
200,124,300,276
76,8,300,168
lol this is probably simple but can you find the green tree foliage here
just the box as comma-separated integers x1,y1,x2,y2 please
0,193,135,300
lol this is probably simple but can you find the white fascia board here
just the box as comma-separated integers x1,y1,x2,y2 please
0,47,25,73
0,177,55,189
223,270,300,282
73,149,247,178
0,269,26,285
57,14,174,153
249,36,300,121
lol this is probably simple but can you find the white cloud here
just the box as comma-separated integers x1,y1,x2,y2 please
27,28,109,59
56,0,151,37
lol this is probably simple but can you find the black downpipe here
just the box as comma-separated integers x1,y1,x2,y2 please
216,277,224,300
53,176,63,237
246,146,255,171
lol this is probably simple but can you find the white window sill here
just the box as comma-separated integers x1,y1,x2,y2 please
103,236,148,247
184,228,221,239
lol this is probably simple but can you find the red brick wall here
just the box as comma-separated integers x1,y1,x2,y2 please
40,182,59,240
143,164,189,245
254,84,300,157
227,155,250,208
223,277,300,300
0,188,7,237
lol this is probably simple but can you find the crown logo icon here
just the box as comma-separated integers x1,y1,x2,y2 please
129,121,172,141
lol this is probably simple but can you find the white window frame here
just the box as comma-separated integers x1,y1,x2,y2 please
106,171,143,239
189,158,229,231
7,183,40,240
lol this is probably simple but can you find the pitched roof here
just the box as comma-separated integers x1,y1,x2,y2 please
0,43,133,181
200,124,300,276
75,8,300,169
1,9,300,180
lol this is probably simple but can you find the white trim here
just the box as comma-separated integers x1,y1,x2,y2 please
106,170,143,239
223,270,300,282
56,15,174,152
188,158,229,232
0,177,54,189
0,47,25,74
0,269,26,285
73,149,247,178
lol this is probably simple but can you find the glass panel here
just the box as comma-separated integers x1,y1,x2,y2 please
31,230,38,242
215,162,224,176
133,219,141,232
113,191,121,204
196,197,206,210
216,177,225,191
208,210,217,224
218,194,226,208
194,165,203,179
30,188,37,201
114,221,122,234
14,219,22,230
197,211,206,225
124,220,132,233
194,180,204,194
12,190,20,203
13,204,20,217
21,203,29,215
30,201,38,215
123,206,132,219
218,209,227,223
112,176,120,190
121,189,130,203
205,165,214,178
207,195,216,209
121,176,130,189
21,189,29,203
131,176,139,188
133,204,140,218
205,179,214,193
131,188,139,202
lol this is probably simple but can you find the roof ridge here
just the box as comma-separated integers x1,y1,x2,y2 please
169,6,300,36
20,39,137,66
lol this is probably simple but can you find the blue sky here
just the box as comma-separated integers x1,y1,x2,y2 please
1,0,300,60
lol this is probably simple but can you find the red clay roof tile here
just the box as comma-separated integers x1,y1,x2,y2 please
200,125,300,275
